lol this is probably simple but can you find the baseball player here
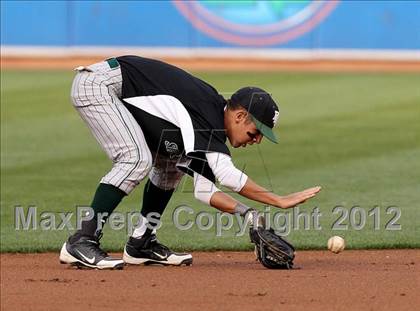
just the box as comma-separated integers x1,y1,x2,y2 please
59,56,321,269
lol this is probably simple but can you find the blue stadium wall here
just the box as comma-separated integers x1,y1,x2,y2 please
1,1,419,50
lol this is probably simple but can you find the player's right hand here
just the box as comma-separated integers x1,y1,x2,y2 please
277,186,321,209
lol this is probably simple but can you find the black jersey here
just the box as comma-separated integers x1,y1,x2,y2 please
117,55,229,159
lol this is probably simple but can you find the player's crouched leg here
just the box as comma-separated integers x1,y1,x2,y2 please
59,151,152,270
123,167,193,267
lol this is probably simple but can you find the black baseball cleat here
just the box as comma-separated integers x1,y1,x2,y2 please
59,234,124,270
123,235,192,266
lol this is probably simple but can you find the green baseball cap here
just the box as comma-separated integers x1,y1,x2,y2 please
230,87,280,143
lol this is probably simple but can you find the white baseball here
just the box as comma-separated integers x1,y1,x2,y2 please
327,236,345,254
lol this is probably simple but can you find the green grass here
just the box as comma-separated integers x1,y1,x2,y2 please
1,69,419,252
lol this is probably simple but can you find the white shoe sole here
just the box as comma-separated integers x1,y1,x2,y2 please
59,243,124,270
123,247,192,266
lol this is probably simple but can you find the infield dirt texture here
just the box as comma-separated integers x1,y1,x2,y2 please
1,58,420,310
2,250,419,311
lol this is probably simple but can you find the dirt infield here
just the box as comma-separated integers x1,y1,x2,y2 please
1,250,419,311
2,56,420,72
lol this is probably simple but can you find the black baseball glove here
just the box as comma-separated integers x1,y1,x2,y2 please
249,225,295,269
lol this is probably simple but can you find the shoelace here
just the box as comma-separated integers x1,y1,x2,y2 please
151,240,170,254
86,239,109,258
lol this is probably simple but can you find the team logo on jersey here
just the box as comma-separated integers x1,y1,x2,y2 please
272,110,280,127
165,140,179,157
173,1,339,46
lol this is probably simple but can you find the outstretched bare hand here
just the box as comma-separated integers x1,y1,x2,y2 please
278,186,321,209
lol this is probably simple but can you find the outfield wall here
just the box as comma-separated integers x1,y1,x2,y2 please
1,1,420,60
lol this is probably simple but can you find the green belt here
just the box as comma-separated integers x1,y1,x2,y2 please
106,58,119,69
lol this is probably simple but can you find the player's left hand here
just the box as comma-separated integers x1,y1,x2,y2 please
249,223,295,269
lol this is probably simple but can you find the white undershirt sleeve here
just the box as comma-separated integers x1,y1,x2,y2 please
193,172,220,205
205,152,248,192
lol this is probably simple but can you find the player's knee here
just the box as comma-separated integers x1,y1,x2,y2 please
141,156,153,176
110,147,153,185
149,168,183,191
129,150,153,181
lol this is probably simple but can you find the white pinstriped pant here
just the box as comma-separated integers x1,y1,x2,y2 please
70,61,184,194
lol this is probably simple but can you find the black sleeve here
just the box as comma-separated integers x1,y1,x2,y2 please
176,153,216,183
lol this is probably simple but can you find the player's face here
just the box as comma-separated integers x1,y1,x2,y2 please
227,110,263,148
